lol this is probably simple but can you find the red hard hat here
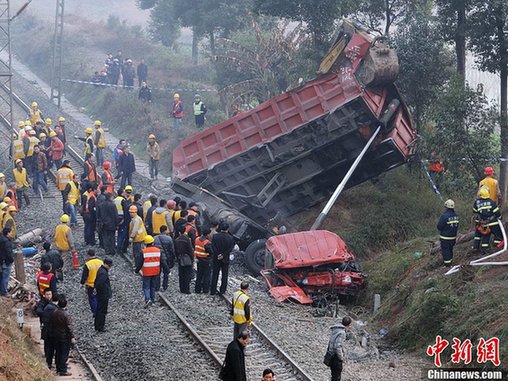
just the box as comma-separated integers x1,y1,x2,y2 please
484,166,494,175
103,161,111,170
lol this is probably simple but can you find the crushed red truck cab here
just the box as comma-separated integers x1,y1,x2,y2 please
261,231,366,304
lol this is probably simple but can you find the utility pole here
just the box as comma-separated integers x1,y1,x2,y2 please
50,0,64,108
0,1,14,130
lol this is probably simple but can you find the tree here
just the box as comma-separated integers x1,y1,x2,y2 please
424,77,499,192
392,11,454,131
146,0,181,49
468,1,508,199
253,0,356,63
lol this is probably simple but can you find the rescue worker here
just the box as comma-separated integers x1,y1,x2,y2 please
94,258,112,332
12,131,25,163
194,228,212,294
93,120,106,167
142,194,156,221
172,93,184,129
48,131,65,170
325,316,352,381
437,199,459,266
81,183,97,246
173,200,187,223
95,185,107,249
231,281,252,339
479,166,502,206
473,188,503,251
114,188,129,255
78,127,94,160
167,199,177,224
32,145,49,194
151,199,173,236
193,94,207,129
97,192,118,257
63,174,80,228
56,160,74,213
129,205,147,259
184,214,198,247
29,101,43,126
3,206,17,239
210,222,235,296
84,154,99,185
0,227,14,296
0,173,6,200
13,159,30,208
124,184,134,203
153,225,174,291
132,194,144,220
54,214,74,265
42,118,53,138
37,262,57,297
5,183,18,210
173,210,188,238
221,332,249,381
25,129,40,176
80,249,103,316
144,195,158,235
174,225,194,294
101,161,115,194
0,202,7,231
56,117,67,145
41,242,64,281
146,134,160,180
135,235,167,307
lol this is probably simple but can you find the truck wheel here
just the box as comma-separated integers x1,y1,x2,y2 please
244,239,267,275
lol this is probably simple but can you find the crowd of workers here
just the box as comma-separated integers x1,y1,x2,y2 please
92,51,148,88
437,166,504,267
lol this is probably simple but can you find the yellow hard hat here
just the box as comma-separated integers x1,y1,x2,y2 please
478,188,490,199
148,134,156,139
32,101,38,107
49,131,57,137
39,132,46,138
60,214,70,223
3,197,11,202
174,93,180,99
8,205,17,212
15,159,22,165
144,235,154,244
0,173,4,178
24,120,31,127
85,127,93,134
128,205,138,213
18,121,25,127
45,118,52,125
28,129,36,135
0,202,7,210
125,185,133,192
58,117,65,122
94,120,101,126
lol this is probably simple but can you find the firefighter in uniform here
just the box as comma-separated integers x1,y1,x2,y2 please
437,199,459,266
129,205,147,260
231,281,252,340
36,262,57,297
479,166,502,205
80,249,103,316
94,120,106,167
101,161,115,194
473,188,503,251
194,228,213,294
135,235,167,307
13,159,30,208
54,214,74,267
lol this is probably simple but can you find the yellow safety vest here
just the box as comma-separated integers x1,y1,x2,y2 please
67,182,80,205
3,214,16,238
142,200,152,221
129,215,147,242
232,290,251,324
152,210,168,235
193,101,203,116
56,167,74,191
97,128,106,148
0,211,4,230
13,168,29,188
84,136,93,156
114,196,124,216
0,182,6,200
30,109,42,126
84,258,104,287
27,136,40,157
55,223,71,251
13,139,25,160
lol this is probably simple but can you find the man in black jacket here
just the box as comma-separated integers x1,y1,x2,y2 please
97,192,118,256
94,258,113,332
221,331,249,381
47,297,76,376
0,227,14,296
153,225,174,291
40,293,59,369
174,225,194,294
40,241,64,281
118,145,136,189
95,185,108,249
210,222,235,295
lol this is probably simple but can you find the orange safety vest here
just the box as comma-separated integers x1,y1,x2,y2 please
142,246,161,276
85,192,97,213
37,271,54,296
429,160,445,173
103,170,114,194
6,188,17,210
194,237,210,259
184,223,196,235
56,167,74,191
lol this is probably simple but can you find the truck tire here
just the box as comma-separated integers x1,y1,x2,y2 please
244,239,267,275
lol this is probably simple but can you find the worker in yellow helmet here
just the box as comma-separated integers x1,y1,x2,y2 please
29,101,43,126
93,120,106,166
63,174,80,228
12,159,30,208
0,173,5,200
54,214,74,266
77,128,94,160
129,205,147,259
146,134,160,180
42,118,53,138
3,206,18,240
473,187,503,252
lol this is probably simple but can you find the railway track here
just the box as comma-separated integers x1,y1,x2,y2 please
2,86,317,381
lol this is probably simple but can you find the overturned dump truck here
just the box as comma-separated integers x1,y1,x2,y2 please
171,21,416,297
